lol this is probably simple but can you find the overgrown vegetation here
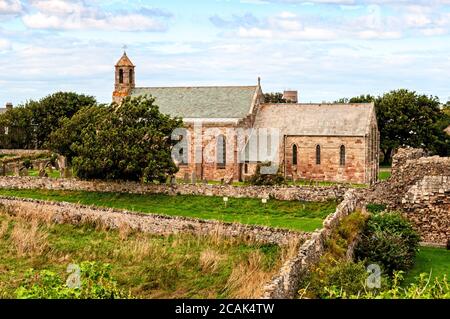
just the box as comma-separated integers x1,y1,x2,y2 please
0,206,292,299
249,162,285,186
355,212,421,275
0,189,337,232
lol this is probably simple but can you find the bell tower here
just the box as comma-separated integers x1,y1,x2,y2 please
112,51,135,104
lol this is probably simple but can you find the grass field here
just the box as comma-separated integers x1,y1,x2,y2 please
0,210,286,298
378,170,391,181
404,246,450,285
0,189,337,232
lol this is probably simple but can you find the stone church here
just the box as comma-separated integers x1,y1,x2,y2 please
113,52,379,185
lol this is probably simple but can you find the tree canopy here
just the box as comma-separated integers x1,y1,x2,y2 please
49,96,183,183
0,92,96,149
338,89,450,163
264,92,295,103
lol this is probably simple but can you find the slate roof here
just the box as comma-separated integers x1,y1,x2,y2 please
253,103,375,136
131,86,258,119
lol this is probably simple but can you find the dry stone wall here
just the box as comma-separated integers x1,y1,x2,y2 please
261,189,361,299
0,176,348,202
0,196,310,246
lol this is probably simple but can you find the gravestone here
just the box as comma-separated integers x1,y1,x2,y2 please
63,168,72,179
13,163,20,176
183,172,190,184
39,169,48,178
170,176,176,186
191,172,197,184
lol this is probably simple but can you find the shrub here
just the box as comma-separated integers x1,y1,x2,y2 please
355,212,420,275
366,203,386,214
249,162,285,186
22,159,33,169
15,261,132,299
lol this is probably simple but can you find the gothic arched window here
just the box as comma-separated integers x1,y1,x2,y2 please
129,69,134,84
340,145,346,166
217,135,226,168
119,69,124,84
292,144,298,165
316,145,321,165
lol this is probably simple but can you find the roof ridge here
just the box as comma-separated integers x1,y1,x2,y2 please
133,85,257,89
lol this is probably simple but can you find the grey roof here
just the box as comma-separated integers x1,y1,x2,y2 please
131,86,258,119
253,103,375,137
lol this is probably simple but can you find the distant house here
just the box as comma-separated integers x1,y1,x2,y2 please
0,102,13,114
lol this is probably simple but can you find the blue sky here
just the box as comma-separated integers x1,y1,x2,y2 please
1,0,450,105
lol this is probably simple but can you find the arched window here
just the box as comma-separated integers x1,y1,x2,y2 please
129,69,134,84
340,145,345,166
292,144,298,165
316,145,321,165
217,135,226,168
119,69,124,84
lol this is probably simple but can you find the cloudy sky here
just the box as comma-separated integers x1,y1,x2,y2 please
1,0,450,105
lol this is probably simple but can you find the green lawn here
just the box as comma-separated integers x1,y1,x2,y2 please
404,247,450,285
0,189,337,232
378,170,391,181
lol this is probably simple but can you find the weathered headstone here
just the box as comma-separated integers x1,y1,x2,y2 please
191,172,197,184
39,169,48,178
63,168,72,179
183,172,190,184
13,163,20,176
170,176,177,186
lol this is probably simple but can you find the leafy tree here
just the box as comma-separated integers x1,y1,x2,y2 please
376,90,449,163
51,96,183,183
264,92,295,103
0,92,96,149
339,90,449,164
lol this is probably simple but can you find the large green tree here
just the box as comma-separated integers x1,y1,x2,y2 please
264,92,295,103
0,92,96,149
339,90,449,164
50,96,183,183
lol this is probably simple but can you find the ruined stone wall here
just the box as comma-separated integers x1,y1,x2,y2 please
0,149,50,157
0,176,347,201
261,189,361,299
285,136,367,184
0,197,310,247
364,148,450,245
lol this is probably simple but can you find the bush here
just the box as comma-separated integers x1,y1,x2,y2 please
22,159,33,170
249,162,285,186
366,203,386,214
355,212,420,275
15,261,132,299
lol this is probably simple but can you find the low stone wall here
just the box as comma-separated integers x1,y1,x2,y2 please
0,196,310,246
0,149,50,157
0,176,348,202
261,189,361,299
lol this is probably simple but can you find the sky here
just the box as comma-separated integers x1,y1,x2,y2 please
1,0,450,106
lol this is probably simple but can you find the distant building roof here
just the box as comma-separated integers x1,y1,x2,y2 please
131,86,259,119
0,108,7,114
253,103,375,137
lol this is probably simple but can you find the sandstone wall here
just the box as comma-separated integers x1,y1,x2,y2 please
285,136,367,184
0,176,348,202
0,196,310,246
261,189,361,299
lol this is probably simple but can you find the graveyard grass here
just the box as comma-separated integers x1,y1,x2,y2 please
0,189,337,232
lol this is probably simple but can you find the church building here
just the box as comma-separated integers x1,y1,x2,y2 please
113,52,379,185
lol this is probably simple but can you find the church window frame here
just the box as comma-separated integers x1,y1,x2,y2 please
119,69,124,84
217,134,226,169
340,145,346,166
316,145,321,165
292,144,298,166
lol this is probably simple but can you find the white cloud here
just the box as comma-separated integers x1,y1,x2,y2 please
0,38,11,50
0,0,22,14
21,0,169,32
